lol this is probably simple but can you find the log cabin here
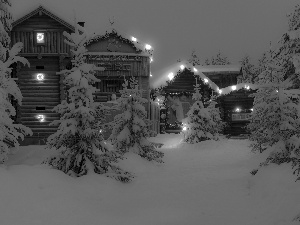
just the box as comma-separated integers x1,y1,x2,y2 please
154,64,254,136
10,5,157,145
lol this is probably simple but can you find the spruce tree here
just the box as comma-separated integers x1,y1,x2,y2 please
0,0,32,162
45,25,131,181
206,94,225,138
184,81,217,143
109,77,164,163
205,51,230,65
247,53,300,163
240,55,258,84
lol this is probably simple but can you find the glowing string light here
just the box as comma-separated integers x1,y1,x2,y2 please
145,44,152,50
168,72,174,80
131,36,137,42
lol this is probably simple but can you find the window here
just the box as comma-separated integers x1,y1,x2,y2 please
35,31,46,45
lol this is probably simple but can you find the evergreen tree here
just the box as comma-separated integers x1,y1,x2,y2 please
247,53,300,162
188,50,201,66
0,0,12,48
206,94,226,137
240,55,258,83
109,77,164,163
0,0,32,162
45,25,131,181
205,51,230,65
183,81,218,143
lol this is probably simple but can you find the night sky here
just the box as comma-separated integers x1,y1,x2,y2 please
10,0,299,78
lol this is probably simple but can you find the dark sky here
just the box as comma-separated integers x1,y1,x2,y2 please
10,0,299,78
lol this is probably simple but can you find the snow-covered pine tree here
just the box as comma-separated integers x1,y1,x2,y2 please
183,80,216,143
0,0,12,49
188,50,201,66
247,53,300,163
0,0,32,162
45,24,131,181
240,55,258,84
109,77,164,163
205,51,230,65
206,94,225,139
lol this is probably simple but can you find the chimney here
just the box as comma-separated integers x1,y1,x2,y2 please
77,22,85,27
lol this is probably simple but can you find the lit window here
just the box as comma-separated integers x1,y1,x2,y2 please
36,32,45,44
36,73,44,81
235,108,241,113
36,115,45,122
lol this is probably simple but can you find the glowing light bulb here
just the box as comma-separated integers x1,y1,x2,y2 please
36,73,44,81
131,36,137,42
204,78,208,83
250,108,253,111
145,44,152,50
245,85,250,90
182,126,187,131
168,72,174,80
193,68,198,72
150,74,153,77
231,85,237,90
219,89,223,94
235,108,241,113
180,65,185,70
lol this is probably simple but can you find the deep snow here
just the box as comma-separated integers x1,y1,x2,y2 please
1,134,300,225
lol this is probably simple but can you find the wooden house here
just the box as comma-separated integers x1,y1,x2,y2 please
11,5,157,145
156,64,254,136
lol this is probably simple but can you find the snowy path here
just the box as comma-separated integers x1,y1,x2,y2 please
1,134,300,225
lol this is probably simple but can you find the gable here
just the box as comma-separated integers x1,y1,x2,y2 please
12,5,75,32
86,32,142,54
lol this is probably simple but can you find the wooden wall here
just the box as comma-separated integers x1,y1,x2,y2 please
11,30,71,54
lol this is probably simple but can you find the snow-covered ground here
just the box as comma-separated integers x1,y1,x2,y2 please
1,134,300,225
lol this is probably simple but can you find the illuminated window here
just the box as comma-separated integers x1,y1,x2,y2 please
36,73,44,81
35,31,45,45
36,115,45,122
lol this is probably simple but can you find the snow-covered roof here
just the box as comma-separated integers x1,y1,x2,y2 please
12,5,83,33
195,65,241,73
151,61,254,96
86,25,153,57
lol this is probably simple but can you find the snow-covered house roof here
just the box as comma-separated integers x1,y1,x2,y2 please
151,62,255,96
12,5,83,32
86,25,153,57
195,65,241,74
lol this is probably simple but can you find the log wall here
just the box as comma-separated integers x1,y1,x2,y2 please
11,30,71,54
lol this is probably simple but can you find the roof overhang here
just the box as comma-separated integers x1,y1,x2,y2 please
12,5,84,33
